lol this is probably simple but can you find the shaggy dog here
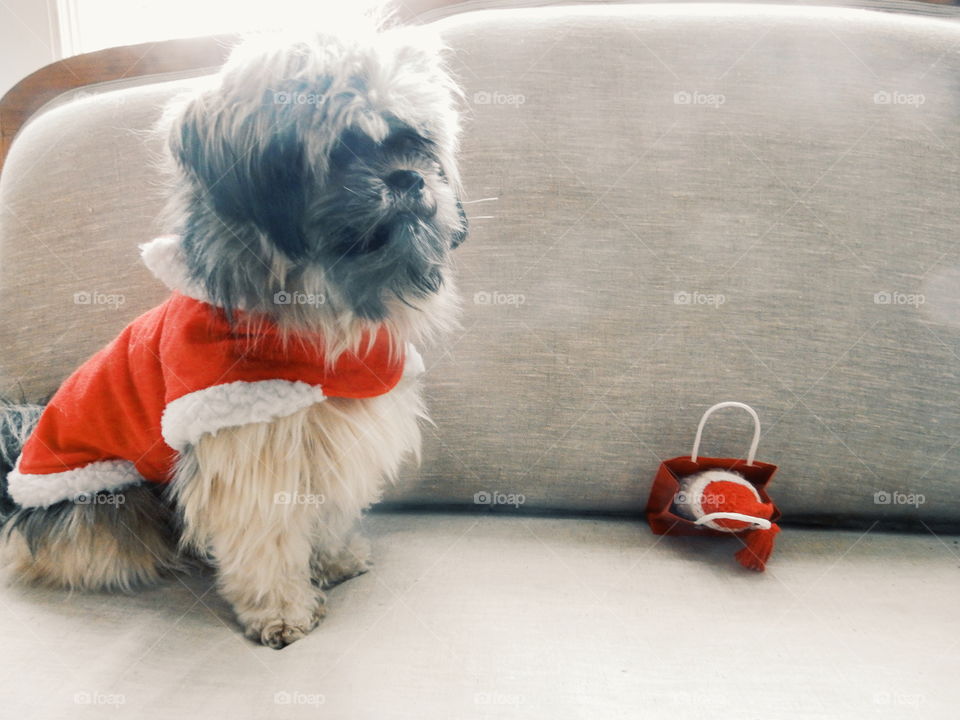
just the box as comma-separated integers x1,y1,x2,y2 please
0,23,467,648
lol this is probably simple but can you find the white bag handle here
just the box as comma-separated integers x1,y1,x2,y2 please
690,401,761,466
693,512,772,530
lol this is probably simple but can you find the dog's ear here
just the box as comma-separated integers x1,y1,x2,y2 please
170,91,310,260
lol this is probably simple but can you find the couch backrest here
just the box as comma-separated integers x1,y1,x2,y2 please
1,4,958,525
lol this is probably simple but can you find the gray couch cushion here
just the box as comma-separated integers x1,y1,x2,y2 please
1,4,958,523
1,513,956,718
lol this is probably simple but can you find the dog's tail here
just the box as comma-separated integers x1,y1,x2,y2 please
0,399,44,520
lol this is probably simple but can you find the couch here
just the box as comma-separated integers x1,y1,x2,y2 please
1,2,958,718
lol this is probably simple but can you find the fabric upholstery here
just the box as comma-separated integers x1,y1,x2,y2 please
2,512,957,718
1,4,958,522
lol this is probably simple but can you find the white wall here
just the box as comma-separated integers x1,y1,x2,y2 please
0,0,59,98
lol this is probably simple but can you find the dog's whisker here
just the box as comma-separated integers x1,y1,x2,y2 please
461,197,498,204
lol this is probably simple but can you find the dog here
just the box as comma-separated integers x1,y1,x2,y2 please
0,22,467,649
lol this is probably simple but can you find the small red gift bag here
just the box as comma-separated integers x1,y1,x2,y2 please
645,402,781,571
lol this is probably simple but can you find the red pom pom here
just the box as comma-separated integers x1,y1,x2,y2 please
734,523,780,572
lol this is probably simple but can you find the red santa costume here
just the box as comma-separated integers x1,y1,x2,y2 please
7,235,424,508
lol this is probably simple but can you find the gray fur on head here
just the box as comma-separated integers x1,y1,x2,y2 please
161,23,468,349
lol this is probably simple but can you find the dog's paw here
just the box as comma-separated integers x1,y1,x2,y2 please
243,596,326,649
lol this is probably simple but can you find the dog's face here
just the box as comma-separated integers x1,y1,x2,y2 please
307,114,467,319
168,27,467,324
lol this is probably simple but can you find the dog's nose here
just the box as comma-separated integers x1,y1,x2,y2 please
385,170,425,194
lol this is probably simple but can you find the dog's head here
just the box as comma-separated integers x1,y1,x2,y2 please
166,25,467,334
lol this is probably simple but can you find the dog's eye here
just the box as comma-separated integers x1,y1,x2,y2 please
331,130,377,167
384,130,429,154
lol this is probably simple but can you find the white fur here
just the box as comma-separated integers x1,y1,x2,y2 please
171,377,426,648
139,235,213,304
162,380,328,452
7,459,142,508
402,342,425,377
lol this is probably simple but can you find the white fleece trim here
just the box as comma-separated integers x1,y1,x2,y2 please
7,459,142,508
403,342,425,377
161,380,328,451
140,235,214,305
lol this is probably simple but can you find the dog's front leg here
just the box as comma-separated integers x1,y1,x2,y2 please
172,415,325,649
